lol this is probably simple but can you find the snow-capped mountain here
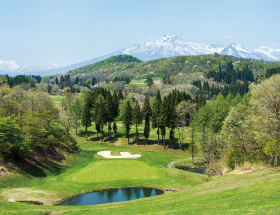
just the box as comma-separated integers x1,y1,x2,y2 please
219,43,272,61
109,35,280,62
1,35,280,76
254,46,280,61
0,60,60,76
117,35,226,61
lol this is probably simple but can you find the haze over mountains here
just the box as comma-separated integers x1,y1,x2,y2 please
1,35,280,76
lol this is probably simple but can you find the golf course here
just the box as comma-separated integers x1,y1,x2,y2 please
0,120,279,214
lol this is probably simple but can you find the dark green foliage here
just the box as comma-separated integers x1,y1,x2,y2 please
105,91,114,138
142,96,152,144
152,90,162,144
193,80,250,99
132,100,142,144
113,122,117,136
91,77,97,85
112,91,119,118
113,76,131,84
117,89,124,101
81,93,92,141
167,97,176,149
96,100,107,144
159,97,169,148
266,67,280,78
145,75,154,87
1,75,39,88
123,100,132,144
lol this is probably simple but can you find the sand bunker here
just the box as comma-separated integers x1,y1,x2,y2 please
97,151,141,158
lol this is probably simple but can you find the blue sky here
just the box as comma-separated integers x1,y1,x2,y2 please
0,0,279,66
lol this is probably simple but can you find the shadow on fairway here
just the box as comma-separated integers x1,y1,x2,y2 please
78,131,95,137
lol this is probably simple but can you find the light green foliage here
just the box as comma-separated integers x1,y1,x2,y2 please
0,117,28,159
264,138,280,166
250,74,280,142
72,160,156,182
41,76,50,83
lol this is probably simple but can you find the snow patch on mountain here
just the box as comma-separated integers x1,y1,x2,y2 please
1,35,280,76
254,46,280,61
0,61,61,75
113,35,226,61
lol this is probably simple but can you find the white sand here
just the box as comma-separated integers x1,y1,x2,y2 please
97,151,141,158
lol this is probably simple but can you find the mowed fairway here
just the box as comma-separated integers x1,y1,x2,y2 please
72,160,156,183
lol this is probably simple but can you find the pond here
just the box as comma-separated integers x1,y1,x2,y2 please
58,188,164,206
185,168,205,174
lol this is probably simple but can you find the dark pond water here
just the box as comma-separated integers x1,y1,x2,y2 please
58,188,164,206
185,168,205,174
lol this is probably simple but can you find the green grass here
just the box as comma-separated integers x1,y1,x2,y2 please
0,122,280,214
73,160,156,182
130,79,162,88
49,95,64,105
130,79,148,87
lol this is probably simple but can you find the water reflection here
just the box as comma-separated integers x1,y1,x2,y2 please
184,168,205,174
58,188,164,206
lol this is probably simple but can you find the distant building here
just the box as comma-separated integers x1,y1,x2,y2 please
207,60,211,64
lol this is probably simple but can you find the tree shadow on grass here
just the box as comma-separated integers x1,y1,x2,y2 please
78,130,95,138
130,138,159,146
17,149,68,178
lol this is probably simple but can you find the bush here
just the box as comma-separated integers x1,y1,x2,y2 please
205,159,226,176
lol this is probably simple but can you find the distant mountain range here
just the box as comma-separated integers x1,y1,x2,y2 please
1,35,280,76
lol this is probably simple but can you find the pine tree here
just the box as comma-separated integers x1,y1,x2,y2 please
117,89,123,101
123,100,132,144
152,90,162,145
96,100,107,144
105,90,114,139
81,94,92,141
112,91,119,119
142,96,152,145
133,100,142,145
159,97,169,149
113,122,117,137
168,97,176,149
69,97,82,135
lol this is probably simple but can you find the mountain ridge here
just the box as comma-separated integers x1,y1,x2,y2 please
1,35,279,76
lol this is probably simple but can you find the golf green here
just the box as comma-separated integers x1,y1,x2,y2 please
72,160,157,182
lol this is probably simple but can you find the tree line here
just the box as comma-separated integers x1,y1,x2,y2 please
79,87,200,148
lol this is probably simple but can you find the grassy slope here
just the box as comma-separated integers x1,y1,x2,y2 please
49,95,64,105
1,99,279,214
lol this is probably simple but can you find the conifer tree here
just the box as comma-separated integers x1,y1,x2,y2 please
69,97,82,135
113,122,117,137
112,90,119,118
81,94,92,141
123,100,132,144
142,96,152,145
96,100,107,144
105,90,114,139
117,89,123,101
168,97,176,149
92,99,100,137
133,100,142,145
159,97,169,149
152,90,162,145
